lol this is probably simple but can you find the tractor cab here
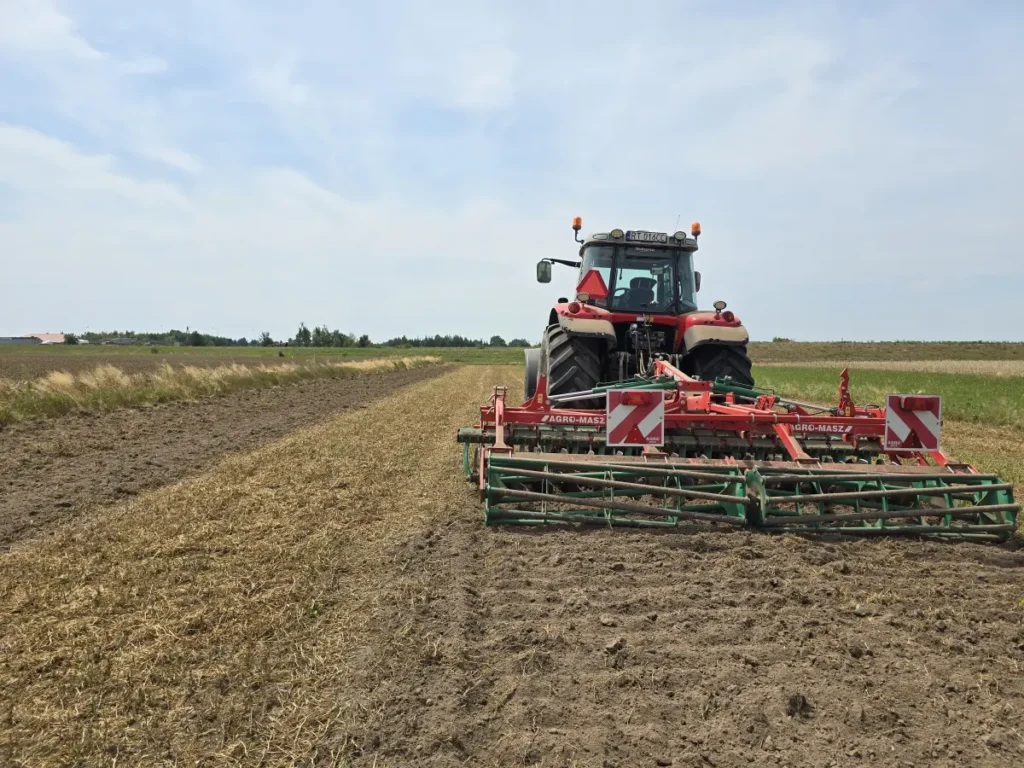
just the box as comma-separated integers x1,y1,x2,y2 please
529,217,754,405
576,232,699,315
537,221,702,317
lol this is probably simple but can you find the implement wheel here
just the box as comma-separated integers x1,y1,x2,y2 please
685,344,755,387
543,324,603,409
524,347,541,399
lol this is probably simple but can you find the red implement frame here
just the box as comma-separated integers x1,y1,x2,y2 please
470,361,953,490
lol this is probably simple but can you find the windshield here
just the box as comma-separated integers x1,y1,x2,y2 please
580,245,697,313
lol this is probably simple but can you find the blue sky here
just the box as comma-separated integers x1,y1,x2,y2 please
1,0,1022,342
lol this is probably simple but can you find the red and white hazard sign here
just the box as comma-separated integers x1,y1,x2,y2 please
885,394,941,452
606,389,665,447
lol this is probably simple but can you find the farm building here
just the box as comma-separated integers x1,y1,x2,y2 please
0,336,42,345
30,333,66,345
0,333,67,345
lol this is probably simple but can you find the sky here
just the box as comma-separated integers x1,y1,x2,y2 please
1,0,1022,342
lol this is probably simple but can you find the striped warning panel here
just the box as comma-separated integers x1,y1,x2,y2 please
606,390,665,447
885,394,941,452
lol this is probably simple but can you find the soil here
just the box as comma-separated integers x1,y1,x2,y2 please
345,515,1024,767
0,364,444,550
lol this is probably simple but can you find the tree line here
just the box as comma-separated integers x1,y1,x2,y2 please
66,326,535,348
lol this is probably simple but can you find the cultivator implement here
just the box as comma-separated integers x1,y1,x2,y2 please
457,361,1019,540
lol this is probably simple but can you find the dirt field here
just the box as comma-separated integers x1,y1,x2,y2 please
357,516,1024,767
0,365,1022,767
0,364,443,549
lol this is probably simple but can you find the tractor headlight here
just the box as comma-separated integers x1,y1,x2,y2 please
610,228,624,239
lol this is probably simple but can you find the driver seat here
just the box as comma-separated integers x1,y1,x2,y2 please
629,277,656,306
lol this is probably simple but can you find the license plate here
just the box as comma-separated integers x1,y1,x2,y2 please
625,230,668,243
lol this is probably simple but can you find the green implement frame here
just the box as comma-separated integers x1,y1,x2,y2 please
481,454,1018,540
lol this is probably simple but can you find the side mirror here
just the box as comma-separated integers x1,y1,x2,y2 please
536,260,552,283
694,271,701,292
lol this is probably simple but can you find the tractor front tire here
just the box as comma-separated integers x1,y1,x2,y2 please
543,324,603,409
685,344,755,388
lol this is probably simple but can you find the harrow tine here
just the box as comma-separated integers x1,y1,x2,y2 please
491,455,746,484
496,465,746,505
485,507,711,529
763,472,1003,484
759,526,1015,540
778,483,1015,505
488,487,746,526
758,503,1020,528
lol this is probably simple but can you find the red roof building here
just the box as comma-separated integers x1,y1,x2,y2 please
29,333,66,344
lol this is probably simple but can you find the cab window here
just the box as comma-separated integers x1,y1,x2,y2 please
579,246,614,308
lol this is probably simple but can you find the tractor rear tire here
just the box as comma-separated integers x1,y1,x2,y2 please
524,347,541,399
543,324,603,409
685,344,755,387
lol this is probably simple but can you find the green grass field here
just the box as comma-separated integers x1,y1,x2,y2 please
752,366,1024,429
752,364,1024,493
748,340,1024,362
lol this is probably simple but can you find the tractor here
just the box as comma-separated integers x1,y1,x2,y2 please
526,217,753,406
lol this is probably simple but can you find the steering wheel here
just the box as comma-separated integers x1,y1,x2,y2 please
612,287,629,299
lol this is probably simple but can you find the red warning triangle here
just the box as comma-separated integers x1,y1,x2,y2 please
576,269,609,300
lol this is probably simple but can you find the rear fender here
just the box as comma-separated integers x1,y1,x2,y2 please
553,302,617,347
679,311,749,353
682,323,749,352
557,313,617,344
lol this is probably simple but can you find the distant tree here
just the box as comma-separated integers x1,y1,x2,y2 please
330,330,354,347
507,338,531,347
64,333,80,345
310,325,330,347
358,334,371,348
260,331,273,347
489,335,507,347
295,323,312,347
237,337,249,347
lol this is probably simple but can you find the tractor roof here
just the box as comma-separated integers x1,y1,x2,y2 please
580,229,699,254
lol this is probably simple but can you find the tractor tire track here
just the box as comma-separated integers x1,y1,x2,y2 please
356,517,1024,767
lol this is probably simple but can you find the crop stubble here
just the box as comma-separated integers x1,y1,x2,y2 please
0,365,1022,767
0,365,498,765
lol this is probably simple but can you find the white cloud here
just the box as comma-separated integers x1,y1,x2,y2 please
120,56,168,75
0,0,102,59
142,146,204,174
247,54,310,110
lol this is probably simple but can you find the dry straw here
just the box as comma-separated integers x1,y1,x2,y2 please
0,365,506,765
0,357,443,425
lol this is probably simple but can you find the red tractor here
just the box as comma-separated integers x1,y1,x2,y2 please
526,217,753,406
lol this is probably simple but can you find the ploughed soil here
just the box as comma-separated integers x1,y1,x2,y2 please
0,364,443,550
345,517,1024,767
